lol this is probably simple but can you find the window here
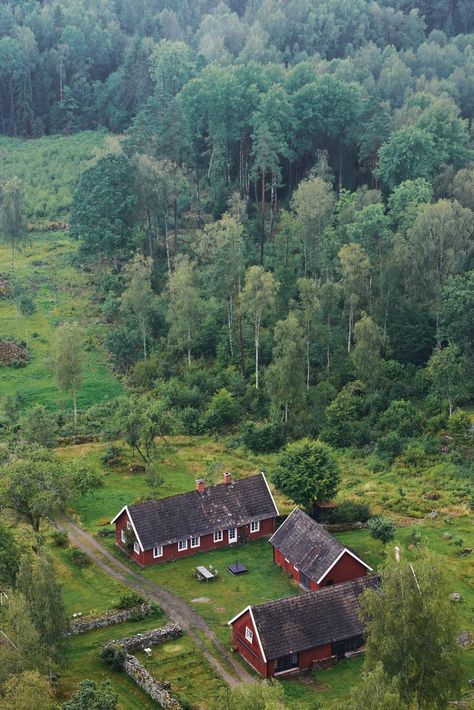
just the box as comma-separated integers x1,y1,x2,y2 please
153,545,163,558
213,530,223,543
250,520,260,533
133,541,140,554
191,536,200,548
245,626,253,643
121,529,126,544
228,528,237,543
126,521,131,530
178,539,188,551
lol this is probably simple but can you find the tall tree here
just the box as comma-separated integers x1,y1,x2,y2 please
352,313,383,389
16,552,68,670
334,662,407,710
0,177,26,270
266,312,305,423
0,593,45,686
165,255,201,366
241,265,279,389
360,553,463,710
338,243,371,352
55,322,85,428
120,253,154,360
216,680,286,710
62,680,118,710
426,343,467,417
291,176,335,277
1,670,55,710
297,277,320,388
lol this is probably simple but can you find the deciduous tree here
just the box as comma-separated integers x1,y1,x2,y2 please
55,322,85,428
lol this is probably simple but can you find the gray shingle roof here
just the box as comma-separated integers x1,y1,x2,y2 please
126,473,278,550
269,508,369,583
250,575,380,659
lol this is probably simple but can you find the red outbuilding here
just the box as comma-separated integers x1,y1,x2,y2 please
269,507,372,590
229,575,380,677
111,472,279,566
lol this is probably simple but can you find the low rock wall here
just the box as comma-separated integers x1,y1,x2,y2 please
104,624,182,652
124,654,182,709
69,603,157,635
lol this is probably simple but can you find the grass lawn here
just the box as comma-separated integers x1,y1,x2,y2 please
59,616,167,710
0,231,122,412
135,634,224,709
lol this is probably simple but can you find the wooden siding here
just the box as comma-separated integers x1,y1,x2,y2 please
273,544,368,589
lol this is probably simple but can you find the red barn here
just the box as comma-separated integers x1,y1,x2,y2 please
111,472,279,566
269,508,372,590
229,576,380,677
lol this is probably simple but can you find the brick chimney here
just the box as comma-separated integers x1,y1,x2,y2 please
196,479,205,494
224,472,232,485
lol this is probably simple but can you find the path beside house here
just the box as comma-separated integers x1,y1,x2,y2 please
58,517,254,687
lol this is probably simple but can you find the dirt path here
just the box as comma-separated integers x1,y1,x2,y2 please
58,517,254,687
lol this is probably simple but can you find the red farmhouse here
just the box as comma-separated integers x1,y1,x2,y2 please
269,508,372,590
111,472,279,566
229,576,380,677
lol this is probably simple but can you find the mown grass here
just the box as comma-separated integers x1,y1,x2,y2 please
135,635,224,709
0,131,106,224
0,231,122,412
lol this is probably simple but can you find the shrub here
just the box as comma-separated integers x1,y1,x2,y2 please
100,644,126,671
69,548,90,567
242,421,286,453
51,530,69,547
115,591,145,609
378,400,422,437
101,445,123,467
319,501,371,524
368,515,396,545
204,388,239,432
376,431,404,461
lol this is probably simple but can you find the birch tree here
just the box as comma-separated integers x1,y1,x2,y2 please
266,312,305,424
120,253,154,361
291,176,335,276
55,322,85,428
338,243,371,352
297,277,320,389
0,177,26,270
241,265,279,389
165,255,201,366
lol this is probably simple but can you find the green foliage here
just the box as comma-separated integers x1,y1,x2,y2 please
20,404,57,448
378,400,422,437
1,669,55,710
51,530,69,548
62,679,118,710
273,438,340,511
368,515,396,545
318,501,371,524
215,680,287,709
100,645,126,672
334,662,407,710
0,521,20,587
115,592,145,610
205,388,239,432
242,421,286,453
360,553,463,709
69,548,90,567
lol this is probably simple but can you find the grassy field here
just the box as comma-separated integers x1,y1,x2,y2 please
0,131,107,224
63,435,473,707
0,231,122,411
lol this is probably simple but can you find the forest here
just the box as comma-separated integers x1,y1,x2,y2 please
0,1,473,709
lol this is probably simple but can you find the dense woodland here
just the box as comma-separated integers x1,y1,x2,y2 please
0,1,473,709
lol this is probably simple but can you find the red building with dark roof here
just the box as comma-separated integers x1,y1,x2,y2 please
229,576,380,677
111,472,279,566
269,508,372,590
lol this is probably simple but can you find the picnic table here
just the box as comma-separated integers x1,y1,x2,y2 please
196,565,214,581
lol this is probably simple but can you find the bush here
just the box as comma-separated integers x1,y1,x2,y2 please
376,431,404,461
115,591,145,609
51,530,69,547
242,421,286,453
378,400,422,437
319,501,371,524
69,548,90,567
101,445,123,467
204,388,239,432
368,515,396,544
100,644,126,670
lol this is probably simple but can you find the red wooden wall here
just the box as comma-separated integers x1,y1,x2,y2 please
273,546,368,589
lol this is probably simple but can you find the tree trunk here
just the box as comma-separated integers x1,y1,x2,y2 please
172,162,178,253
236,280,245,376
195,151,201,226
142,326,147,360
347,305,352,353
284,401,288,424
187,323,191,367
227,294,234,358
163,210,171,274
73,384,78,430
269,171,277,241
255,319,260,389
260,170,265,266
327,312,331,371
338,140,343,194
306,336,310,389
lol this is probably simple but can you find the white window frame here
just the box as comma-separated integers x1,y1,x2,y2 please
250,520,260,533
153,545,163,558
245,626,253,643
228,528,237,543
191,536,200,548
213,530,223,543
178,539,188,551
133,541,140,554
126,521,131,530
121,528,126,544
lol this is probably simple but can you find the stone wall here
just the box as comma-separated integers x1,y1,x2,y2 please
104,623,182,652
124,654,182,709
69,603,158,635
103,624,183,710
